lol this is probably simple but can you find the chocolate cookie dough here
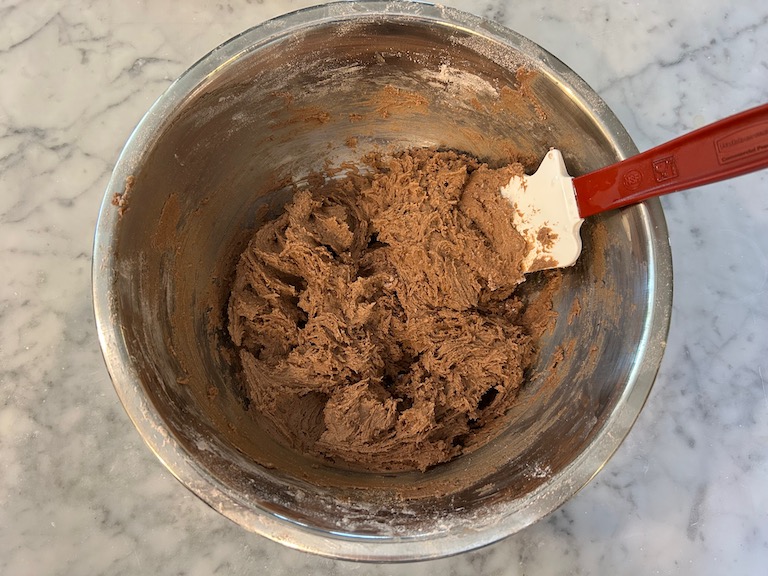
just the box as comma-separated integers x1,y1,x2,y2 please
227,148,540,472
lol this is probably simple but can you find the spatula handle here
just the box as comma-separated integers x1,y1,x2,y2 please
573,103,768,218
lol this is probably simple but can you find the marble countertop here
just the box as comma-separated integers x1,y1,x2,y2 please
2,0,767,574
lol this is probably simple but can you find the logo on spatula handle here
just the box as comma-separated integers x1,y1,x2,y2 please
652,156,678,182
622,169,643,191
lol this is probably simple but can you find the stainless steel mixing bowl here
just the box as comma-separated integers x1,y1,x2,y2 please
93,1,672,561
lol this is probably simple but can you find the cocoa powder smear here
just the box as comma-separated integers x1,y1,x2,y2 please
227,148,545,472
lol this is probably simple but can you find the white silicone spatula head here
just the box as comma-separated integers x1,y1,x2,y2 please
500,149,582,273
500,103,768,274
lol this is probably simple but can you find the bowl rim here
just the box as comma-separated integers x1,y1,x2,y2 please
92,0,673,562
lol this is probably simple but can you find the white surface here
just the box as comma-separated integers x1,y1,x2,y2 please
501,149,583,272
2,1,767,574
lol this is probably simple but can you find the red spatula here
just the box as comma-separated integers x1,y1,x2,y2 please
502,103,768,273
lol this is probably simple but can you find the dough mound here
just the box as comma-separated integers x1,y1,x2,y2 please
228,148,535,472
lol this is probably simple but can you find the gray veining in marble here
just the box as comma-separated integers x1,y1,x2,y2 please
1,0,767,574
